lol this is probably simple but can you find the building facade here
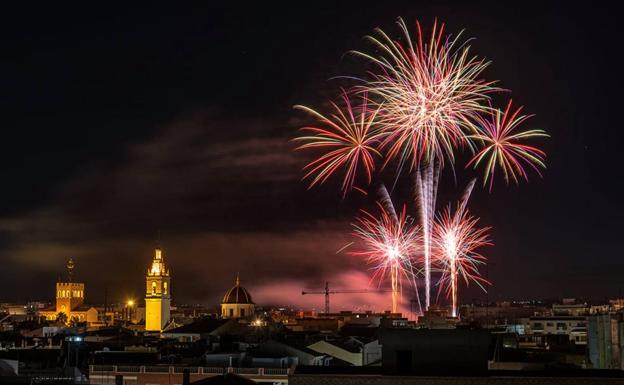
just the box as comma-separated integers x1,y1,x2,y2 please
145,247,171,332
587,313,624,369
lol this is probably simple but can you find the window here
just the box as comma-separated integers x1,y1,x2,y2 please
152,282,157,294
241,308,245,317
229,308,234,317
164,282,168,295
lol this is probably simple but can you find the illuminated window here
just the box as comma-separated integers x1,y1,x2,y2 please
152,281,157,294
163,282,168,295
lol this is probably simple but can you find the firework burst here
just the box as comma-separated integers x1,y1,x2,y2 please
351,200,421,313
353,18,497,310
354,18,497,171
294,91,384,196
467,99,549,191
433,201,491,317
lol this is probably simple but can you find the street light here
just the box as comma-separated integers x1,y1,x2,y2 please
126,300,135,325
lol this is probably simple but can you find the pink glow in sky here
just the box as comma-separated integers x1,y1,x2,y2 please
253,269,418,317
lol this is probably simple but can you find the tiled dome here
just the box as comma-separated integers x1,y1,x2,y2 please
222,275,253,304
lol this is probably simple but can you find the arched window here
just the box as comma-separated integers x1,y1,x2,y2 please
152,281,157,294
241,308,245,317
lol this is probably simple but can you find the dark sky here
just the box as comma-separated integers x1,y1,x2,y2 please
0,3,622,310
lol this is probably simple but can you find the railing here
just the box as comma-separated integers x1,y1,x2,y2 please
90,365,290,376
203,367,225,374
232,367,260,375
116,366,141,373
143,366,170,373
173,366,199,373
264,368,289,375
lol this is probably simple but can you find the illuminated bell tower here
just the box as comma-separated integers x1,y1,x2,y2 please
55,257,85,316
145,247,171,332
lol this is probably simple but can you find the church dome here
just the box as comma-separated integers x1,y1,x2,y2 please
222,275,253,304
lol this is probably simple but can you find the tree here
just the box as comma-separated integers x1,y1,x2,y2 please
56,312,68,325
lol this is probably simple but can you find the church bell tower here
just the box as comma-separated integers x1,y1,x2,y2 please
145,247,171,331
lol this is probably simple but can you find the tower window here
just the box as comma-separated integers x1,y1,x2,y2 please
152,281,157,294
164,282,168,295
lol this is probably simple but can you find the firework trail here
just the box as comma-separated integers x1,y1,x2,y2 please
294,90,384,197
433,182,491,317
376,183,423,314
467,100,549,191
351,196,421,314
414,160,440,310
458,178,476,213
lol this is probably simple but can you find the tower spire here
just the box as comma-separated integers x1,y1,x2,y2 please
67,257,75,282
235,272,240,287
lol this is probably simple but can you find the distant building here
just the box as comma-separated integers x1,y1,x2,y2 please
221,275,254,319
587,313,624,369
524,315,587,345
39,258,99,325
145,247,171,332
552,303,589,316
307,337,381,366
161,318,234,342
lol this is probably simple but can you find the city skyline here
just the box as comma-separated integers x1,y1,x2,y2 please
0,3,622,308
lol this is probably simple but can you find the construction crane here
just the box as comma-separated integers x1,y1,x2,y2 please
301,281,391,314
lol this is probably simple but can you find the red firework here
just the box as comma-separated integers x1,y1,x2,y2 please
467,99,549,191
294,90,384,196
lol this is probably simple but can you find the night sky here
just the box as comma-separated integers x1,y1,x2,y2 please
0,3,622,310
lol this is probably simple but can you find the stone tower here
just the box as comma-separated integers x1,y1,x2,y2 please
145,247,171,331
